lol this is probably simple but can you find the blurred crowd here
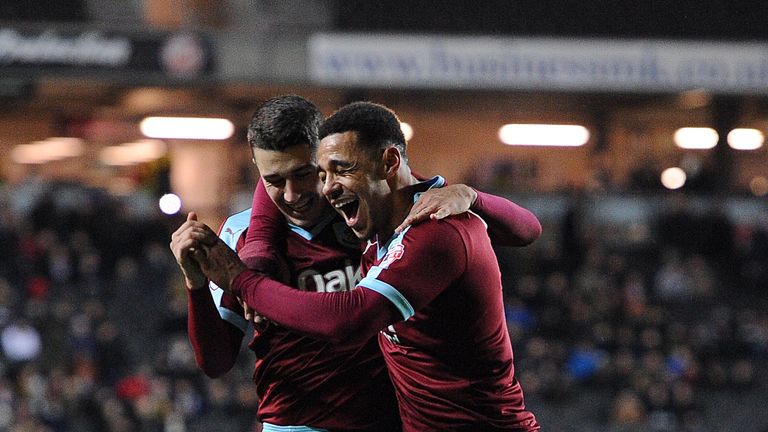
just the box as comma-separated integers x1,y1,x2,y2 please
500,195,768,431
0,178,259,432
0,175,766,431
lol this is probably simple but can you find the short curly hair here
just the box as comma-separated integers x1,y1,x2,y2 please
319,101,407,162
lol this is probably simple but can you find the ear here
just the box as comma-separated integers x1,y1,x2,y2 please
381,146,401,179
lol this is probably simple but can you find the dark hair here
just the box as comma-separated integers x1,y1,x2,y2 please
319,101,407,161
247,95,324,152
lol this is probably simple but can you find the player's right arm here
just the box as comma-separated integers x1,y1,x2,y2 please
187,287,245,377
173,212,247,378
237,178,286,275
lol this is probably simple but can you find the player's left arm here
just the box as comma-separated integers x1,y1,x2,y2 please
186,220,465,344
470,189,542,246
234,222,468,337
395,184,542,246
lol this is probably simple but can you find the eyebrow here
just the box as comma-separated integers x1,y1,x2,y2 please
325,159,354,170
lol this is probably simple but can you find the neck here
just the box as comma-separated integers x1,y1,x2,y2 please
379,166,419,241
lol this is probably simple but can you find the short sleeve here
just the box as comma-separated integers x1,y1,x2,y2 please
358,220,467,320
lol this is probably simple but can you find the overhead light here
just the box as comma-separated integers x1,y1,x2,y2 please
99,145,135,166
400,122,414,141
727,128,764,150
40,137,85,159
99,139,167,166
498,124,589,147
661,167,686,190
11,144,49,164
126,139,167,162
674,127,718,149
140,116,235,140
10,137,84,164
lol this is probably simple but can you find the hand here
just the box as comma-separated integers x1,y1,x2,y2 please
193,229,249,293
395,184,478,233
239,298,271,333
170,212,209,290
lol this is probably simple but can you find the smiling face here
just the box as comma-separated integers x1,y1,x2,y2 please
252,144,330,228
317,131,392,240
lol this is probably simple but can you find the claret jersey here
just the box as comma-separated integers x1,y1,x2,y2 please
356,180,540,431
225,176,543,431
211,208,401,431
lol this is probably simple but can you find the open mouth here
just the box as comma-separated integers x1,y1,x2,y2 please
334,197,360,225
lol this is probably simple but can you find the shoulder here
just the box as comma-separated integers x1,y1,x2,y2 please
401,214,491,263
408,212,485,241
398,216,472,253
370,217,470,280
224,207,252,226
218,208,251,250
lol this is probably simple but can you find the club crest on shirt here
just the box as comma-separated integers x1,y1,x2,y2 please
381,244,405,268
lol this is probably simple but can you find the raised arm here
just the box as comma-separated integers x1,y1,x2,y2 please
396,184,542,247
237,178,286,275
171,212,246,378
472,189,542,246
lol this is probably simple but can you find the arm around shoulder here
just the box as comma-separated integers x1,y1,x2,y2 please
238,178,286,273
471,190,542,246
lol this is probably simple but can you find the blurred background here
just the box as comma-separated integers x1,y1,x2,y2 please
1,1,767,431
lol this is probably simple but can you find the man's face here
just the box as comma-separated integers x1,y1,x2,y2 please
317,131,390,240
252,144,329,228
